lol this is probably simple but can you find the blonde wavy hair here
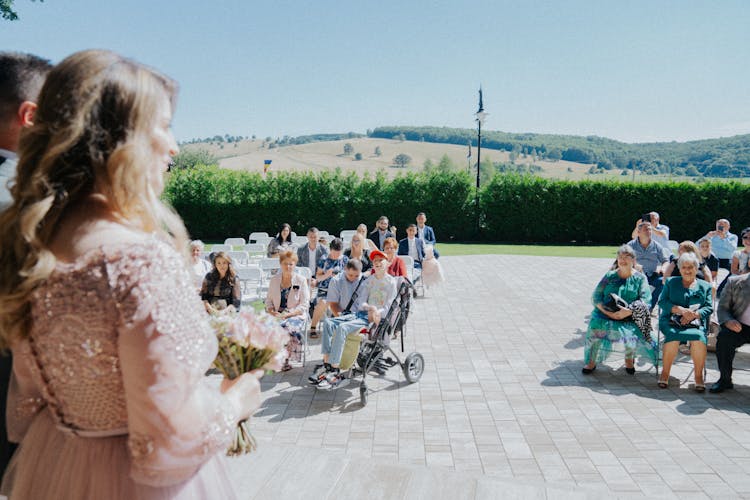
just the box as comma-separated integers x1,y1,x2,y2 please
0,49,188,350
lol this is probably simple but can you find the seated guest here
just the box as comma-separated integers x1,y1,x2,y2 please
265,251,310,371
344,233,372,273
267,222,296,257
297,226,328,287
416,211,439,258
731,227,750,276
189,240,211,289
356,223,378,251
201,251,241,313
710,264,750,393
398,224,426,268
658,253,713,391
369,215,396,250
663,241,713,284
631,211,669,248
311,251,397,389
309,238,348,337
704,218,737,271
582,245,656,375
697,237,719,281
383,237,407,278
628,221,670,310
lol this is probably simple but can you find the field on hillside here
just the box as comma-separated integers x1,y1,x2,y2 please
181,138,739,183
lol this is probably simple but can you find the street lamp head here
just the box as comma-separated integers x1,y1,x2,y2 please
475,110,488,125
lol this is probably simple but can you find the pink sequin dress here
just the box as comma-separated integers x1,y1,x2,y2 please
1,237,241,499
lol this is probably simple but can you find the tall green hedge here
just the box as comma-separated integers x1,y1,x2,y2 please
164,167,749,244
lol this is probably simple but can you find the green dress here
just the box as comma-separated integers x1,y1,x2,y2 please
658,277,712,344
585,270,657,364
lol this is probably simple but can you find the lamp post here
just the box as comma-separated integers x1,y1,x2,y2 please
475,87,487,237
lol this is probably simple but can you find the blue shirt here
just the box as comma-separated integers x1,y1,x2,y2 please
709,232,738,259
326,273,366,313
628,238,669,275
316,255,348,292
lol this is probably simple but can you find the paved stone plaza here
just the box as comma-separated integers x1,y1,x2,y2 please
232,255,750,499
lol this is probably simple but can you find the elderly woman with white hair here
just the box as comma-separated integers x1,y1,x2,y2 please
658,252,713,391
189,240,211,289
582,245,657,376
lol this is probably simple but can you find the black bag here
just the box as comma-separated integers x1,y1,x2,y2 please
602,293,628,313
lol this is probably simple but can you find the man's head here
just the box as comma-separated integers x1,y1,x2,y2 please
344,258,362,282
637,221,653,242
377,216,389,231
717,219,730,232
0,52,52,152
416,212,426,226
406,224,417,238
650,211,660,225
306,227,319,248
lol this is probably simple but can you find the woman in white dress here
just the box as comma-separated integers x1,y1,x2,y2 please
0,49,262,499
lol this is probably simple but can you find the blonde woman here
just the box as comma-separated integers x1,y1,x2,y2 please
265,251,310,370
343,233,372,272
356,223,378,251
0,50,261,499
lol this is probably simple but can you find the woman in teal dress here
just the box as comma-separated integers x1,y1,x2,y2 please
658,252,713,391
583,245,657,374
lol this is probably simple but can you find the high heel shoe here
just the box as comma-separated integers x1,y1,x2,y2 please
625,367,636,375
658,378,668,389
581,365,596,375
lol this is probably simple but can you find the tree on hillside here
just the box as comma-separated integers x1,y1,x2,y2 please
547,148,562,161
393,153,412,168
343,143,354,155
172,149,218,170
374,146,382,157
437,154,454,173
423,159,435,173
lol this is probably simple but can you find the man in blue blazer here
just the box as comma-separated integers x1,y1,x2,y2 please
398,224,426,268
416,212,439,258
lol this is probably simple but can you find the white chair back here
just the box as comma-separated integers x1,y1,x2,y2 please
210,244,231,253
260,257,281,273
248,232,269,243
295,266,312,280
293,236,309,248
242,243,266,256
236,266,262,301
228,251,250,266
254,236,273,247
340,230,357,240
667,240,679,254
317,231,331,240
224,237,246,247
400,255,416,282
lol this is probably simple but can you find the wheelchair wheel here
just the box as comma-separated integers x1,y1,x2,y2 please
359,381,368,406
402,352,424,383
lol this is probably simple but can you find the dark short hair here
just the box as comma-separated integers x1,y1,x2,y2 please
417,212,426,217
741,227,750,239
307,227,318,235
329,237,343,251
345,258,362,271
407,223,417,230
0,52,51,121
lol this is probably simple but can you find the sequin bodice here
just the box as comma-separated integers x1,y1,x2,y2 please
27,238,219,433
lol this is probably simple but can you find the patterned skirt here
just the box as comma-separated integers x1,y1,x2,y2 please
281,315,306,363
585,314,658,365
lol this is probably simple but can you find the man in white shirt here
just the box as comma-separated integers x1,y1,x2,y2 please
631,211,669,249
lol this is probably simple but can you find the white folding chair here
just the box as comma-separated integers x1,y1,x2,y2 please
290,231,297,239
399,255,423,297
295,266,312,280
242,243,266,257
236,266,262,302
258,258,281,297
254,236,272,247
210,244,231,253
224,237,246,247
248,232,269,243
317,231,331,240
667,240,679,254
293,236,308,247
340,229,357,241
228,251,250,266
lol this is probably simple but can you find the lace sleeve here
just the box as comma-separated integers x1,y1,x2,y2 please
106,239,239,487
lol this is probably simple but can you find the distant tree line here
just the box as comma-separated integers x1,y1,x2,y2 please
369,126,750,179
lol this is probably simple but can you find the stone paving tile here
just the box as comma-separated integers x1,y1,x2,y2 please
248,255,750,498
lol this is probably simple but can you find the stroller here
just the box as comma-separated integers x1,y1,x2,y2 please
314,279,425,406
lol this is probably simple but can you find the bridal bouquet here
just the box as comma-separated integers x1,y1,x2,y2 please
209,310,288,456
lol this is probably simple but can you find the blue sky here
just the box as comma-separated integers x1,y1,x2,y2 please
2,0,749,143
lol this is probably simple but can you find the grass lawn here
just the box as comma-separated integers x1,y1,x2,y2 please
205,242,619,258
437,243,619,258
